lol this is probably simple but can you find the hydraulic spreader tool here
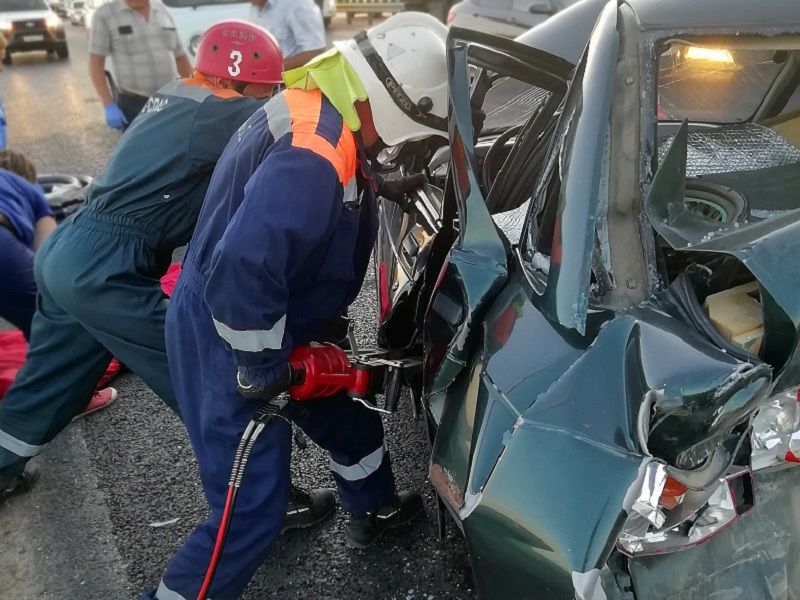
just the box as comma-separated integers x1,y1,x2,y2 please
196,342,421,600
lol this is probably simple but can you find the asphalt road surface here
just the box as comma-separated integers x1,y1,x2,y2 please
0,18,475,600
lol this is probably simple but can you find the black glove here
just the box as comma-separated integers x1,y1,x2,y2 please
376,172,428,210
236,363,294,401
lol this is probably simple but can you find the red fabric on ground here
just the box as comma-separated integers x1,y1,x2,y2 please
0,263,182,400
0,330,27,398
0,329,125,399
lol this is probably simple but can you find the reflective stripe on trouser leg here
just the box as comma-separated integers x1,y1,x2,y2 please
288,394,396,514
0,429,43,458
154,580,188,600
330,443,386,481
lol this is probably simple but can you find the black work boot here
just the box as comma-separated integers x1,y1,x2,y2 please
345,490,424,549
0,465,40,504
281,485,336,533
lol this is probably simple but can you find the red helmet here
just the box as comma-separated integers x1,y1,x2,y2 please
195,20,283,85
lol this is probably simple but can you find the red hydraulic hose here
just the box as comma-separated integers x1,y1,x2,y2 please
196,485,237,600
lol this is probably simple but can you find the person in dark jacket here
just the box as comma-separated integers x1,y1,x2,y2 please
147,13,450,600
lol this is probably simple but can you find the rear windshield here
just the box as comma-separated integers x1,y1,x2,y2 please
658,41,788,123
2,0,48,11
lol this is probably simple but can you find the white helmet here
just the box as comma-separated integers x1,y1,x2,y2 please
334,12,449,147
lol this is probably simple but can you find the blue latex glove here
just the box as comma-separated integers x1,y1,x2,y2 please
0,99,6,150
103,103,128,130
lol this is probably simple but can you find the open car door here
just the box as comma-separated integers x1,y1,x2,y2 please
375,28,574,363
420,28,574,399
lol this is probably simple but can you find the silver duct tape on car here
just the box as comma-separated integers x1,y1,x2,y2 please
751,387,800,470
658,122,800,177
630,461,668,528
571,568,608,600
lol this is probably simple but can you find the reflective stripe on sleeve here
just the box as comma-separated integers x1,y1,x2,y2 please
329,443,386,481
213,315,286,352
265,93,291,140
0,428,44,458
155,579,189,600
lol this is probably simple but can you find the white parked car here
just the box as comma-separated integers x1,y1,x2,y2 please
447,0,577,38
163,0,251,58
66,0,86,25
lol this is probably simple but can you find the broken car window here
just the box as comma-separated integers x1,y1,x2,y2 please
482,77,550,133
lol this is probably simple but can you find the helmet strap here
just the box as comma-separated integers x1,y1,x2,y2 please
354,32,447,134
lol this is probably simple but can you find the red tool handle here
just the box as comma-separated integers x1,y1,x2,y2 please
288,344,371,400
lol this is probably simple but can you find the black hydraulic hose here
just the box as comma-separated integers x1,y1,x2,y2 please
196,400,287,600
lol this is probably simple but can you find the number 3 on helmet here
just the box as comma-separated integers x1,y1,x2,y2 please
196,20,284,85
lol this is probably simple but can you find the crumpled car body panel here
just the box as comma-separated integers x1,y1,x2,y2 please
376,1,800,598
428,266,791,599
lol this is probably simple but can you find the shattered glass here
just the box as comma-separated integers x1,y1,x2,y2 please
618,470,750,557
658,44,785,123
492,200,529,244
483,80,550,132
658,123,800,177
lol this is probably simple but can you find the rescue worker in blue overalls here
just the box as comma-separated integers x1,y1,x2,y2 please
147,13,450,600
0,24,330,527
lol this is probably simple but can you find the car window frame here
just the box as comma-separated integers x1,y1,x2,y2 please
518,1,618,334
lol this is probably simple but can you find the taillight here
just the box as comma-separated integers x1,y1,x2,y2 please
658,476,687,510
751,386,800,470
618,462,754,557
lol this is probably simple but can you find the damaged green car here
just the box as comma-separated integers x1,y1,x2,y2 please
375,0,800,597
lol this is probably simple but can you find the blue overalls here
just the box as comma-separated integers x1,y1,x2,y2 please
0,170,52,339
147,89,395,600
0,77,260,481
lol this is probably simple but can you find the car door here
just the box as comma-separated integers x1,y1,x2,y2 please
423,28,574,400
375,28,573,356
425,14,620,533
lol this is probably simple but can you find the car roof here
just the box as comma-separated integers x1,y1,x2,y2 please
515,0,607,64
624,0,800,31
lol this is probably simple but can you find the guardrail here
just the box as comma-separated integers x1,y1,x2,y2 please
338,1,405,25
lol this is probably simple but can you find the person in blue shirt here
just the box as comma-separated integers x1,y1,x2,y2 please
249,0,326,69
0,151,56,339
0,24,331,530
